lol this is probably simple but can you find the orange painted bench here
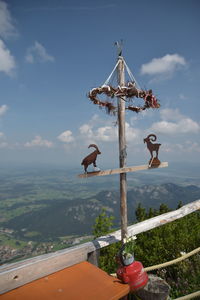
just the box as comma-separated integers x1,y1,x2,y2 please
1,261,130,300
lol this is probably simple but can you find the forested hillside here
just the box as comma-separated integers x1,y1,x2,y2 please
3,183,200,239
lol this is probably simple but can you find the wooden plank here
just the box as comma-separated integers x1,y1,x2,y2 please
78,162,168,178
0,246,89,294
87,198,200,250
1,198,199,294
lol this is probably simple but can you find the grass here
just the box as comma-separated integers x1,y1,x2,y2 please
0,233,28,249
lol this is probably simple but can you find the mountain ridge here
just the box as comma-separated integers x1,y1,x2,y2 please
3,183,200,241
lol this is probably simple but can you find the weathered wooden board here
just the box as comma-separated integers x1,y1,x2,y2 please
1,198,199,294
78,162,168,178
0,246,88,294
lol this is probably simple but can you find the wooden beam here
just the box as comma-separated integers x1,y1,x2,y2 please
1,197,199,294
78,162,168,178
117,56,127,241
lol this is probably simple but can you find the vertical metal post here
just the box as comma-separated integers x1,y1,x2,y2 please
117,55,128,242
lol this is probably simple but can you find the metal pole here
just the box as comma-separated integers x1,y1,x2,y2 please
117,55,128,242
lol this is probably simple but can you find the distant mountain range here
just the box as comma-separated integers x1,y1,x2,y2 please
4,183,200,241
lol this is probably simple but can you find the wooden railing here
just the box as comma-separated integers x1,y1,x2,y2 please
0,198,200,294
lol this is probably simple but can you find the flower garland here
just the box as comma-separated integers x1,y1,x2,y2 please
88,82,160,115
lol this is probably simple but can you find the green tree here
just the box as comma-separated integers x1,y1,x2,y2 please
134,203,200,298
135,203,147,221
159,203,170,214
93,208,114,238
92,208,121,273
177,200,183,209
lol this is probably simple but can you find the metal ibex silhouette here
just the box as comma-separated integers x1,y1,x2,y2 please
81,144,101,173
144,134,161,160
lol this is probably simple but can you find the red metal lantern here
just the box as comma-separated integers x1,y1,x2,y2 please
117,260,148,292
116,244,148,292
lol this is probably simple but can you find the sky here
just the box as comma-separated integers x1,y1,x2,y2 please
0,0,200,169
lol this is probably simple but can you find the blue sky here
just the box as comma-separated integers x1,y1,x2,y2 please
0,0,200,169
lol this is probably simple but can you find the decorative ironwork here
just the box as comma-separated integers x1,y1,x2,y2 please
81,144,101,173
143,134,161,166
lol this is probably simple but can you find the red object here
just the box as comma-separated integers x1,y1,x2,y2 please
117,261,148,292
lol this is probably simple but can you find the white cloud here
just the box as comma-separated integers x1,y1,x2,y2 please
141,54,186,76
79,117,141,144
125,122,141,143
57,130,74,143
95,126,118,142
26,41,55,63
186,142,200,152
150,109,200,135
0,104,8,116
162,141,200,153
0,39,15,75
160,108,183,121
0,0,17,39
79,124,94,139
0,131,7,148
151,119,199,135
79,122,117,143
24,135,53,148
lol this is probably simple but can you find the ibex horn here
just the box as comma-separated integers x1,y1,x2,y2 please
146,134,157,141
88,144,99,151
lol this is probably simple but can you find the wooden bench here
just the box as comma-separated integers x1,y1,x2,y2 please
1,261,130,300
